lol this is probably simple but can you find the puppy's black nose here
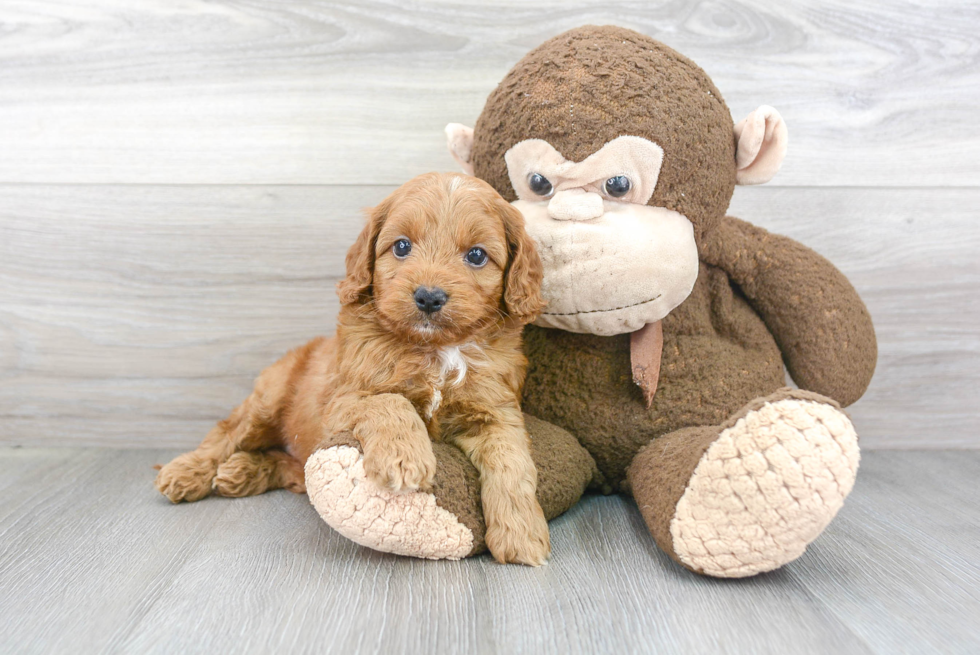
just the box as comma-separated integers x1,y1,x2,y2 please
414,287,448,314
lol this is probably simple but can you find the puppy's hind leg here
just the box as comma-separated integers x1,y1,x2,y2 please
213,450,306,497
156,391,277,503
155,342,314,503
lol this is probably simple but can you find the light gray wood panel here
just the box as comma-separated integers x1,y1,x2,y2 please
0,1,977,186
1,449,977,654
2,184,977,448
0,184,386,447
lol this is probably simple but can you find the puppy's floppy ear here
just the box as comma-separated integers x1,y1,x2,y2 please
496,198,545,323
336,197,391,305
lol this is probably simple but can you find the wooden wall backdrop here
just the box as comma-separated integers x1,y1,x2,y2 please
1,1,977,448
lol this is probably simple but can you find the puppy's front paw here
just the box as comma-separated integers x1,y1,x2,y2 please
363,437,437,493
486,502,551,567
155,451,217,503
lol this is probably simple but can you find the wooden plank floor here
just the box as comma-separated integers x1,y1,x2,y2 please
1,448,977,654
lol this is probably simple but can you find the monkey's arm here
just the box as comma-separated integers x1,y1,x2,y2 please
700,215,876,407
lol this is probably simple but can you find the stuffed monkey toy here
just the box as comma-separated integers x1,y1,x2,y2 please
306,25,876,577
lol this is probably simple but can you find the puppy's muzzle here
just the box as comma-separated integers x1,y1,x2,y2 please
414,287,449,314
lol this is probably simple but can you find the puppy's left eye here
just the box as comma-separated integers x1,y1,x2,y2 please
392,238,412,259
465,247,488,267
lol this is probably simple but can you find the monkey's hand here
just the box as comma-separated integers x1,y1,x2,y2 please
701,215,876,406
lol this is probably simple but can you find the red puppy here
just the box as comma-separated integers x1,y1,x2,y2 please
156,172,550,565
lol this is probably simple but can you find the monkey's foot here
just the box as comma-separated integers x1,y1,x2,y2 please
628,389,860,578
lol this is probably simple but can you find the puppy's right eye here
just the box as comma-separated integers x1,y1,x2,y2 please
392,238,412,259
528,173,553,197
465,247,488,267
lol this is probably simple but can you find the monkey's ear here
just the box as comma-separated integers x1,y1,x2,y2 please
496,199,545,323
445,123,475,176
734,106,788,185
336,198,390,305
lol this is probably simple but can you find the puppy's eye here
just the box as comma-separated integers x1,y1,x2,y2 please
465,247,488,268
392,238,412,259
527,173,553,197
604,175,631,198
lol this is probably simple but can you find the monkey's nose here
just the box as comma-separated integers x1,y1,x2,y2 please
548,189,604,221
414,287,449,314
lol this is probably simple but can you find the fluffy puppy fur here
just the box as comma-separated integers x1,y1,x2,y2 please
155,172,550,565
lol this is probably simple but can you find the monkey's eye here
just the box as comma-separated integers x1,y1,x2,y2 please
604,175,631,198
528,173,553,197
465,247,488,268
392,238,412,259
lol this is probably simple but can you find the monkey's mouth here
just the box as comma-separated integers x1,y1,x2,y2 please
541,293,663,317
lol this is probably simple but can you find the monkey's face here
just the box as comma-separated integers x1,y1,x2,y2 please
501,136,699,336
445,27,789,337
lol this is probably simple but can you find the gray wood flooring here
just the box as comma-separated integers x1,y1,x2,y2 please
1,449,977,654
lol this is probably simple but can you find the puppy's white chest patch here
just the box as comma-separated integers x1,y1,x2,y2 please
423,343,482,420
437,345,468,387
425,389,443,421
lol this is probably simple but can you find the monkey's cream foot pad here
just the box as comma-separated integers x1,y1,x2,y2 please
305,446,474,560
671,399,860,578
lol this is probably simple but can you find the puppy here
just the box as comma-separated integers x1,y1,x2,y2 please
156,172,550,565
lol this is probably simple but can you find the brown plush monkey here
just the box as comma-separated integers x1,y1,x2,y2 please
307,25,876,577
